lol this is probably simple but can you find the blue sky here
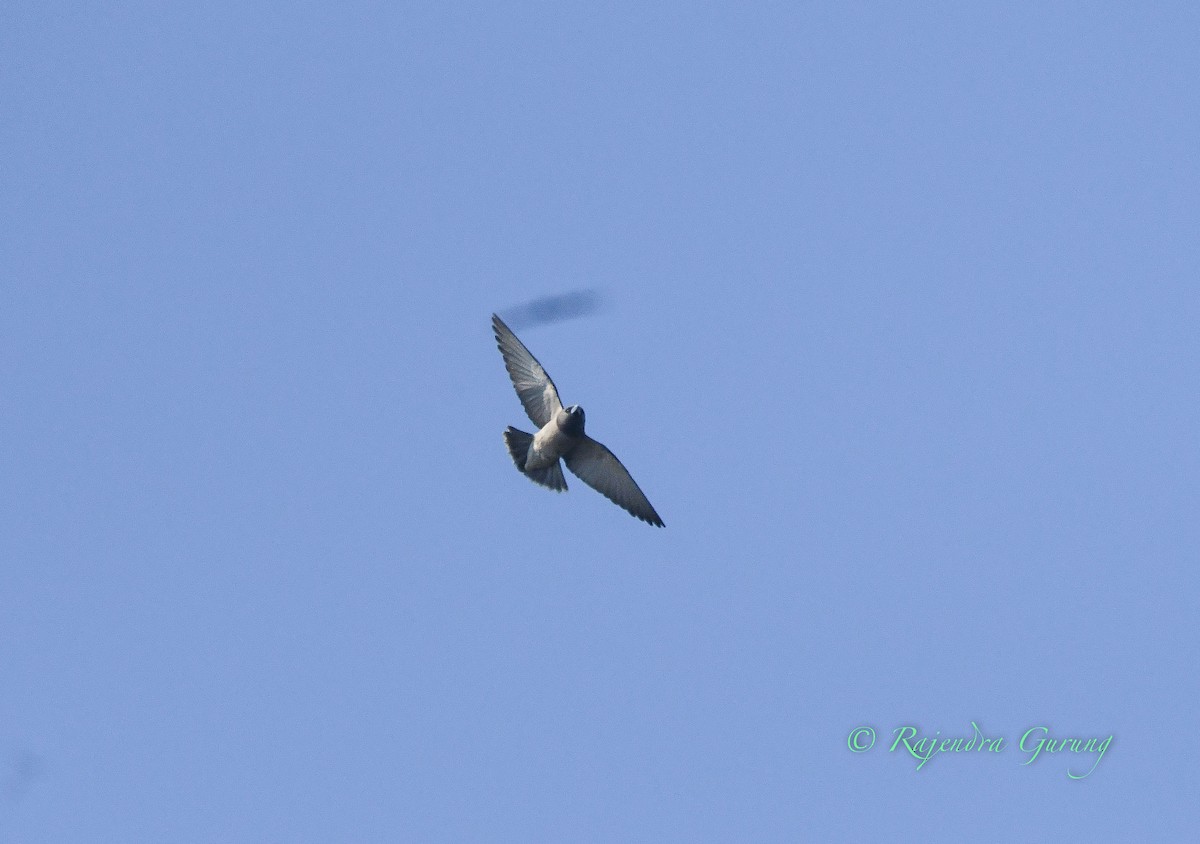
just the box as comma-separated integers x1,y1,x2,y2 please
2,1,1197,840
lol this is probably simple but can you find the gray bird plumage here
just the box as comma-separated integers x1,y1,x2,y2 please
492,314,664,527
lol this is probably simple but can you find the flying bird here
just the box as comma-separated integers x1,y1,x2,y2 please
500,288,602,330
492,313,664,527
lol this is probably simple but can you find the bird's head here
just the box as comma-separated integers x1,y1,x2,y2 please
559,404,586,435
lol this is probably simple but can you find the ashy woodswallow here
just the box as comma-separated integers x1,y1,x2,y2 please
492,313,664,527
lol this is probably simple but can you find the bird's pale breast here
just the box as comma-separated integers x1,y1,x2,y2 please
526,418,575,470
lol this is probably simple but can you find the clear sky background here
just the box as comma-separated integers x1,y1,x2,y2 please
2,2,1197,841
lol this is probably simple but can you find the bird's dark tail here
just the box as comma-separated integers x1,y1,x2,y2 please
503,427,567,492
503,427,533,471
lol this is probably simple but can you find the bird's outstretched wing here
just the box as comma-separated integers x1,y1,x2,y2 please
492,314,563,428
564,436,664,527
